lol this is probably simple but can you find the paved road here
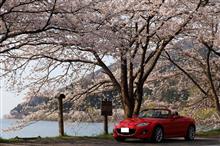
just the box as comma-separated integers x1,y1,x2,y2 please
1,138,220,146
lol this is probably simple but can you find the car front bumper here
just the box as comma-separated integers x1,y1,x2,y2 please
113,126,153,139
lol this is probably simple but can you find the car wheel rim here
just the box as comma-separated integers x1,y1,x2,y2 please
155,128,163,142
189,127,195,140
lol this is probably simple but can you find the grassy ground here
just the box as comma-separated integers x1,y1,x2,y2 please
196,129,220,137
1,129,220,143
0,137,18,143
0,134,113,143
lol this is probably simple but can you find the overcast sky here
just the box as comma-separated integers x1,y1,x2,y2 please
0,89,25,119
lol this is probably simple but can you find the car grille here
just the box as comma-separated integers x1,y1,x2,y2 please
116,128,136,135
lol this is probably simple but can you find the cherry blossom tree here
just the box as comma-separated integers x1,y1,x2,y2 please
164,0,220,115
0,0,210,118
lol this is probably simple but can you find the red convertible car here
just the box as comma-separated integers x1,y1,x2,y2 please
113,108,195,143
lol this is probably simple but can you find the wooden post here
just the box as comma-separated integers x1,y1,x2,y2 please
56,94,65,136
104,114,108,134
101,99,112,135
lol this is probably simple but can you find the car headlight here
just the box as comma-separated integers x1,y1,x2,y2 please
136,123,149,127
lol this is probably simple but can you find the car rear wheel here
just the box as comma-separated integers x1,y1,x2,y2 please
115,137,125,142
185,125,195,141
152,126,164,143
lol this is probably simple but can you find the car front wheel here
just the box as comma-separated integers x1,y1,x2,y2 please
185,125,195,141
152,126,164,143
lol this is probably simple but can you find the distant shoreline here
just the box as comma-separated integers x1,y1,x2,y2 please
1,116,118,123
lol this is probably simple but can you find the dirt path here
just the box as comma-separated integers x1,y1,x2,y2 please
1,137,220,146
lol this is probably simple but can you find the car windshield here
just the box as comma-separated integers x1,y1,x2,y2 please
138,109,170,118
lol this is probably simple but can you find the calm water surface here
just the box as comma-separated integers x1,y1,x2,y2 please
0,119,114,139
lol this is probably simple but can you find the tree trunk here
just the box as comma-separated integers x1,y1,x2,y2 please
214,98,220,116
120,49,135,118
134,85,143,115
206,49,220,116
124,101,134,118
121,92,135,118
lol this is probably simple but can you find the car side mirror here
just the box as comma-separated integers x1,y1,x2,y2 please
172,115,179,119
132,114,138,118
171,111,179,119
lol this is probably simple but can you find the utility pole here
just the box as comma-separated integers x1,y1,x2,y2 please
56,94,65,136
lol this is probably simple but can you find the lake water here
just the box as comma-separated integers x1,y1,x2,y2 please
0,119,114,139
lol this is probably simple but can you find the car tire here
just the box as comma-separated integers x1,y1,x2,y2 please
185,125,195,141
115,137,125,142
152,126,164,143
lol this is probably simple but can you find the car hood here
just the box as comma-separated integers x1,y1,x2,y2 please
118,118,156,127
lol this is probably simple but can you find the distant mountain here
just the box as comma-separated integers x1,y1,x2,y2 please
4,96,49,119
4,86,121,120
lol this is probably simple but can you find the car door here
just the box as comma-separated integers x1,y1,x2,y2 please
160,116,183,137
170,116,187,137
156,111,176,137
159,118,175,137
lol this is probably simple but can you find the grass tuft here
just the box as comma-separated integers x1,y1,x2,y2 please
197,128,220,137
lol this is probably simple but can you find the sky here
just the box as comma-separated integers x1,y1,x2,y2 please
0,89,24,119
0,62,24,119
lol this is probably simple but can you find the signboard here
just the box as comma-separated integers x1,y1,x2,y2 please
101,100,112,116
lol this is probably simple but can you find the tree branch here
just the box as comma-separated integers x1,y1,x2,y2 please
165,50,208,96
42,55,98,65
